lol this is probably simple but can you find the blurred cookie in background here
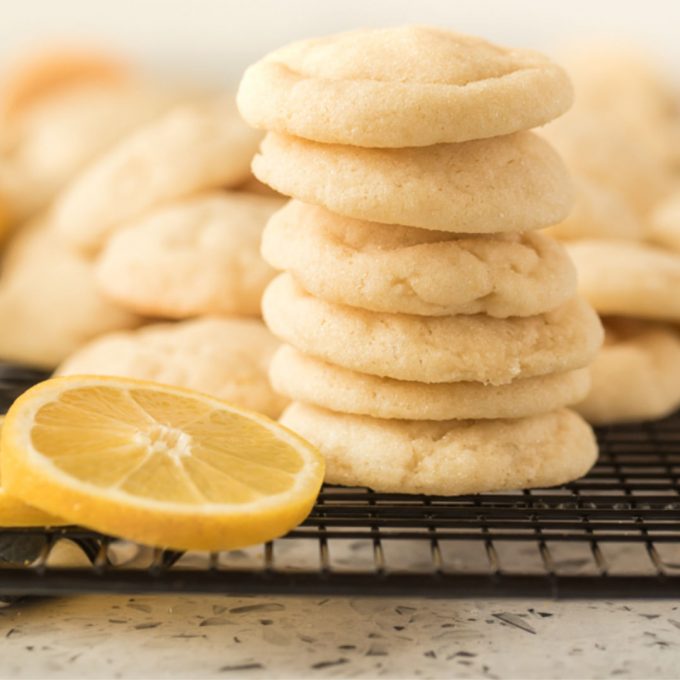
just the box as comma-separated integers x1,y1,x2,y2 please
559,43,680,173
52,95,263,254
542,43,679,227
56,317,288,418
566,239,680,322
96,190,284,318
0,219,140,369
575,318,680,425
543,112,672,223
0,45,180,226
543,175,644,242
649,190,680,252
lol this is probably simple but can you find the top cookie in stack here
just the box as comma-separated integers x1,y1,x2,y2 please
238,26,603,495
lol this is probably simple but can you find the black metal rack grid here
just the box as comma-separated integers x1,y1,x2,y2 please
0,364,679,598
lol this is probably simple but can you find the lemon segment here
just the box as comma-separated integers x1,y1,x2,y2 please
1,376,325,550
0,417,65,527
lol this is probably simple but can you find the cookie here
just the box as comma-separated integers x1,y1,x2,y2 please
543,175,643,242
0,221,140,369
56,317,288,418
253,131,572,233
566,239,680,321
650,192,680,253
96,191,284,318
543,111,671,219
270,344,590,421
574,318,680,425
1,82,178,224
560,43,679,170
0,45,128,119
262,273,603,385
237,26,572,147
262,200,576,317
52,96,262,253
280,403,597,494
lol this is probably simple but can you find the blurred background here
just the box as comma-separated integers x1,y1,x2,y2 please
1,0,679,84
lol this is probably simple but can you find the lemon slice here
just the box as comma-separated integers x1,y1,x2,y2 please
0,416,65,527
1,376,324,550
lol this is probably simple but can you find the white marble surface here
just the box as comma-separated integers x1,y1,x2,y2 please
0,594,677,679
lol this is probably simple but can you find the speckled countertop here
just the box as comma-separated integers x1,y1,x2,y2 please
0,594,677,678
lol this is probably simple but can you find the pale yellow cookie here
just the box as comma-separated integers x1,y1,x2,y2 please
543,175,644,241
270,345,591,421
649,191,680,253
238,26,572,147
96,191,284,318
56,317,288,418
262,274,603,385
543,111,672,219
263,201,576,317
0,44,128,119
52,96,262,253
0,220,140,369
253,131,572,233
0,82,178,224
566,239,680,321
560,43,680,170
575,318,680,425
280,403,597,494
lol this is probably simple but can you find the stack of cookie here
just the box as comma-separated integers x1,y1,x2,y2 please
238,26,603,494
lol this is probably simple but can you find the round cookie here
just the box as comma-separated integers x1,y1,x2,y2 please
0,45,128,119
650,191,680,253
52,96,263,253
0,82,177,225
237,26,573,147
253,131,572,233
280,403,597,494
543,175,644,242
56,317,288,419
543,111,671,220
0,220,140,369
270,345,591,421
96,191,284,318
574,319,680,425
262,273,603,385
263,201,576,317
566,239,680,321
559,43,680,170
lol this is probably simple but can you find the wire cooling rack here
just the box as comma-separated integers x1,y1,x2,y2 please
0,363,679,598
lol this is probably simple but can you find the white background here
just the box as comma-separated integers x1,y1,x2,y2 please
0,0,678,85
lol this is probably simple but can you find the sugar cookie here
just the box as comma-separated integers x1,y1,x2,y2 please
0,221,139,369
574,318,680,425
566,239,680,321
56,317,288,418
271,345,590,421
52,96,262,253
262,274,603,385
263,200,576,317
0,45,128,119
543,112,671,219
281,403,597,494
253,131,572,233
649,191,680,253
96,191,284,318
543,175,643,241
238,26,572,147
0,83,178,224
